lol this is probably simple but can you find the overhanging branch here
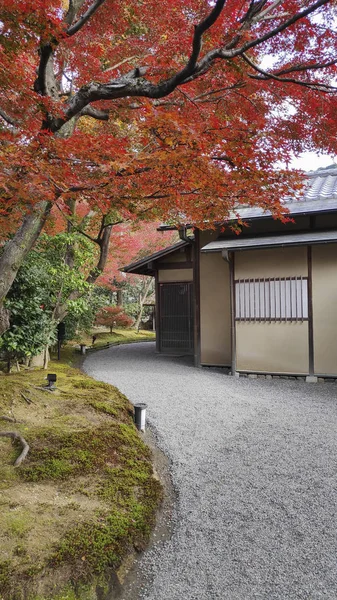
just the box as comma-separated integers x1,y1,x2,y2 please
67,0,107,36
38,0,335,135
242,53,337,92
80,106,109,121
228,0,331,57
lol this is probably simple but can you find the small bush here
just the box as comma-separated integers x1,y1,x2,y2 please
95,306,134,331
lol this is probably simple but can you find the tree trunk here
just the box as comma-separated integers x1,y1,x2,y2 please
0,306,10,336
53,221,113,323
0,201,52,334
29,347,50,369
43,345,49,369
116,289,123,306
134,278,153,331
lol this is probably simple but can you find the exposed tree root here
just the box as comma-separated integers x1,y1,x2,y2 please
0,431,30,466
32,385,54,393
0,416,17,423
21,392,33,404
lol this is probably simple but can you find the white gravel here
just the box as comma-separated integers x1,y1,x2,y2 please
84,342,337,600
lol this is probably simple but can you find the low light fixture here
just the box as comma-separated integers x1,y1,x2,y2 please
134,403,147,432
46,373,57,390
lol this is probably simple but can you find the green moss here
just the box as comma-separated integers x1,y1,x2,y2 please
51,475,162,580
32,588,79,600
6,512,33,538
72,380,97,389
19,422,151,483
71,378,114,391
0,560,11,593
89,400,118,418
50,511,129,576
0,355,162,599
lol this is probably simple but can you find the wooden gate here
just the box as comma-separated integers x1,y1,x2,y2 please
159,282,194,354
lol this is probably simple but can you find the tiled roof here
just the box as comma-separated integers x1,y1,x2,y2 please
232,165,337,220
158,166,337,228
305,166,337,200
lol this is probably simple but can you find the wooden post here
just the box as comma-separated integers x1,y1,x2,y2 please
306,245,316,381
193,229,201,367
229,252,237,376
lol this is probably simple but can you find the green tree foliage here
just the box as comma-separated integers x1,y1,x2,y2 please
0,233,100,361
0,261,56,361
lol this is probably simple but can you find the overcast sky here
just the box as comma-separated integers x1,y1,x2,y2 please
289,152,336,172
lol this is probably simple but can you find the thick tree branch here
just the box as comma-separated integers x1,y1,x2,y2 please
240,0,268,24
65,0,86,26
0,201,52,309
166,0,227,88
252,0,284,22
67,0,107,36
34,42,59,99
80,106,109,121
86,223,113,284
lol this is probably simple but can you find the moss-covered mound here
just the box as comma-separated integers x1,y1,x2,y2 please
0,360,161,600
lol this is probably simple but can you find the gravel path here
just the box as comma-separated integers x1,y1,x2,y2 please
84,342,337,600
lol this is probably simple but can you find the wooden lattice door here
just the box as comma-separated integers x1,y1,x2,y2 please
159,282,194,354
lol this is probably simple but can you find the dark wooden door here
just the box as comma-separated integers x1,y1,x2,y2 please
159,282,194,354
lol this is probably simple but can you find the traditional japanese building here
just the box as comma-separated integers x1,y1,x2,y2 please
122,166,337,380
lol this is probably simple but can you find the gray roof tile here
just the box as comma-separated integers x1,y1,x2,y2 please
232,166,337,220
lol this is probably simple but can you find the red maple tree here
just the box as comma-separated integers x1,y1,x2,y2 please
95,306,134,332
0,0,336,333
97,222,177,288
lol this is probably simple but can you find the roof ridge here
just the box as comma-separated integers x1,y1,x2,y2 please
306,165,337,177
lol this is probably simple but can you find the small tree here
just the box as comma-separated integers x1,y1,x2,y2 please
95,306,134,332
0,231,99,367
0,261,56,369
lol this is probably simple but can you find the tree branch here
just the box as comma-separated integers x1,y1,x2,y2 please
227,0,331,58
67,0,107,36
275,58,337,77
242,53,337,92
165,0,227,88
86,223,113,284
80,105,109,121
211,155,236,169
65,0,86,26
54,202,98,243
240,0,268,24
103,55,149,74
0,201,53,306
0,109,17,127
252,0,284,23
42,0,333,135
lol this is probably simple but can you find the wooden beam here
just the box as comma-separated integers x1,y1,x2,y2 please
307,246,314,375
229,252,237,376
193,229,201,367
155,271,161,353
